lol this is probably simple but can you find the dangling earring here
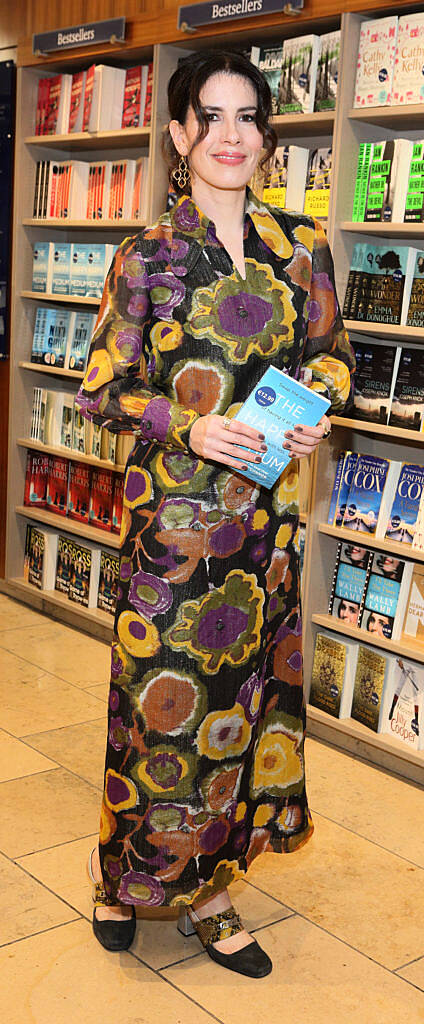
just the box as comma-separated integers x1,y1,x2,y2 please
172,155,190,190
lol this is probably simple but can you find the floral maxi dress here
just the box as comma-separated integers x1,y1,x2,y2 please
76,189,355,908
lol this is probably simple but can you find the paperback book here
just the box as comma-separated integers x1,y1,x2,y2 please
24,525,58,590
278,35,320,115
303,147,332,219
388,348,424,430
68,540,100,609
383,463,424,545
351,144,375,222
358,552,413,640
32,241,52,293
112,475,124,534
68,462,91,523
405,251,424,326
351,645,391,732
88,468,114,532
23,451,49,507
262,145,309,211
314,30,340,111
46,455,69,517
349,339,400,424
381,656,424,750
250,45,283,114
342,454,397,535
403,563,424,642
404,141,424,222
55,534,74,595
67,311,96,372
309,630,358,718
392,13,424,105
353,15,398,107
97,549,120,615
363,139,413,222
333,452,359,527
328,541,372,626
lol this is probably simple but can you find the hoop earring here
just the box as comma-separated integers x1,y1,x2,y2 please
172,156,190,190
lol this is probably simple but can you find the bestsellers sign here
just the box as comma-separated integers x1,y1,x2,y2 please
178,0,303,30
33,17,125,55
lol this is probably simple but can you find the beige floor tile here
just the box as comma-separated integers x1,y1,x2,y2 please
397,957,424,993
163,915,424,1024
306,737,424,867
0,918,218,1024
0,729,57,782
0,594,46,631
83,680,109,703
0,647,105,737
0,768,101,858
246,814,424,971
17,834,99,918
25,719,106,790
0,621,110,688
0,851,79,946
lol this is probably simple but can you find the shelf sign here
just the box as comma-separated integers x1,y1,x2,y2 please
33,17,126,56
178,0,303,31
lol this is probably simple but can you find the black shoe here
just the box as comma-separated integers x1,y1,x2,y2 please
178,905,272,978
87,846,136,952
206,936,272,977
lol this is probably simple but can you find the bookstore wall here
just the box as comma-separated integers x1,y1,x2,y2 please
3,1,424,787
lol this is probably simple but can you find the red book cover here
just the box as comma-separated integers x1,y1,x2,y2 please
89,468,113,531
112,474,124,534
35,78,47,136
97,549,119,615
86,165,95,219
68,71,85,132
47,455,69,516
143,62,153,127
108,163,116,219
68,461,91,523
122,67,142,128
55,534,74,595
44,75,62,135
82,65,95,132
24,451,49,507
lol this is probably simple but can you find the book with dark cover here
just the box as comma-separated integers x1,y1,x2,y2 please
68,462,91,523
112,475,124,534
55,534,74,595
88,468,113,532
384,463,424,545
350,339,399,424
309,631,356,717
353,244,375,322
303,147,332,219
334,452,359,527
404,141,424,222
363,245,416,324
351,645,389,732
342,454,391,535
97,549,119,615
358,552,413,640
68,540,92,607
46,455,69,517
405,250,424,326
388,348,424,430
23,451,49,507
26,526,45,589
328,541,372,627
250,45,283,114
343,242,367,318
363,139,412,223
327,451,346,525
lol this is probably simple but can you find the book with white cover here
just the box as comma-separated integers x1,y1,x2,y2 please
54,74,72,134
89,66,126,131
262,145,309,211
354,16,398,107
60,392,74,449
403,563,424,640
392,13,424,105
68,161,91,219
380,656,424,750
278,35,320,114
44,390,68,447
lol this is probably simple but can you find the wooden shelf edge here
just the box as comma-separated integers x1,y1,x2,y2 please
0,578,113,643
306,704,424,785
15,505,121,548
22,218,147,230
340,222,424,236
25,127,151,146
344,320,424,341
317,523,424,564
17,437,125,474
19,361,84,380
331,416,424,444
349,103,424,125
311,613,424,663
21,290,101,306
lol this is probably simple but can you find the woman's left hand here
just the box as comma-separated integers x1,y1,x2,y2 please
283,415,332,460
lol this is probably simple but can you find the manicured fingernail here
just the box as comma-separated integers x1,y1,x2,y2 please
284,442,291,450
260,444,267,451
241,464,248,470
255,456,262,463
258,433,265,440
294,425,303,432
285,431,293,439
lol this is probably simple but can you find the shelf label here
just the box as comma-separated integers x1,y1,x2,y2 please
33,17,126,55
178,0,303,31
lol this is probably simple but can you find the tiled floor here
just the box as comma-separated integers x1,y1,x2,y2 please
0,592,423,1024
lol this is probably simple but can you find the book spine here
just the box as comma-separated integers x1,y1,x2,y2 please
356,553,375,629
352,144,366,223
328,542,342,615
143,62,153,126
327,452,346,525
357,143,373,222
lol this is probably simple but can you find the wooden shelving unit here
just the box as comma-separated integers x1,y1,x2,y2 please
341,221,424,237
0,577,113,643
331,415,424,444
306,704,424,785
344,320,424,341
24,126,151,150
318,522,424,562
19,361,84,380
23,217,148,230
16,505,121,548
17,437,125,474
311,612,423,662
349,103,424,129
21,291,101,305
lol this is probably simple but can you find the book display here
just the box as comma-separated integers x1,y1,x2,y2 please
3,9,424,786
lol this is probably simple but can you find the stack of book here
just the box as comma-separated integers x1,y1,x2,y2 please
260,144,332,218
328,539,413,639
327,452,424,545
32,241,117,297
30,307,96,370
342,339,424,430
354,12,424,108
251,30,340,115
342,243,424,325
35,63,153,135
24,449,125,535
351,139,424,223
33,157,149,221
24,523,119,615
28,387,133,463
310,631,424,750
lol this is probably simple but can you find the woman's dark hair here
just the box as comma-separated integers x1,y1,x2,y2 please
162,50,277,192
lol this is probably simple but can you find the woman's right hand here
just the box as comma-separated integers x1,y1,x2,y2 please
189,414,266,471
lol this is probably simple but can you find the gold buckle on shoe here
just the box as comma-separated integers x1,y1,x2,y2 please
92,881,120,908
192,908,243,947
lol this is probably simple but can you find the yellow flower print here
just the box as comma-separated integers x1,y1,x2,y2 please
150,320,184,352
83,348,114,391
253,803,275,827
252,509,269,531
196,703,252,760
275,523,293,551
273,463,299,516
235,801,247,822
99,797,117,843
250,209,294,260
251,718,304,797
104,769,138,812
117,610,161,658
293,224,314,250
123,466,153,509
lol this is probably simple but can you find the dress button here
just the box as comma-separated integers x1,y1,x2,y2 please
144,420,152,430
237,305,248,319
216,619,224,631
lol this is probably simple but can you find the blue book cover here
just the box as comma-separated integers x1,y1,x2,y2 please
328,541,372,626
385,463,424,544
359,552,407,639
334,452,359,527
51,243,72,295
32,241,51,293
70,244,91,297
67,312,96,371
232,365,330,488
42,309,73,367
85,245,107,298
343,454,389,534
31,307,47,362
327,451,346,524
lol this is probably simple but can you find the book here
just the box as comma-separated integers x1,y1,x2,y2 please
231,364,330,488
68,539,100,609
82,65,95,131
60,393,74,449
122,66,145,128
46,455,69,516
403,563,424,642
388,348,424,430
314,30,340,111
250,45,283,114
334,452,359,527
354,16,398,107
404,141,424,221
405,251,424,326
362,244,419,325
55,534,74,595
342,242,367,317
68,462,91,523
68,70,86,132
143,62,153,126
89,65,126,132
363,139,413,222
66,311,96,372
24,525,58,590
351,644,390,732
327,451,347,525
42,74,72,135
392,13,424,105
31,308,73,368
261,145,309,211
72,406,86,455
23,450,49,507
342,454,399,536
50,242,71,295
309,630,359,717
303,146,332,219
32,241,52,293
381,656,424,750
112,474,124,534
349,339,400,424
352,143,375,222
328,540,372,626
97,549,119,615
88,468,114,531
383,463,424,545
278,34,320,115
412,491,424,552
358,551,413,640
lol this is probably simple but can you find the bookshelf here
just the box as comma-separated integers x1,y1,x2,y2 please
4,11,424,782
17,437,125,474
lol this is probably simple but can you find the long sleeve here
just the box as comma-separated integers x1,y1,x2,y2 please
302,219,355,414
75,235,201,450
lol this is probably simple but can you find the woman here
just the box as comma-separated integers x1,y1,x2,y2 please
76,49,355,978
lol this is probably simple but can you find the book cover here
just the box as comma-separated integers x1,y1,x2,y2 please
68,461,91,523
68,540,99,608
142,62,153,126
85,244,107,297
32,241,51,293
41,308,73,367
342,454,391,535
309,630,358,717
350,339,399,424
46,455,69,516
364,244,416,324
352,143,375,223
352,244,374,321
405,251,424,326
112,474,124,534
26,525,58,590
403,563,424,641
354,16,398,107
60,393,74,450
388,348,424,430
250,45,283,114
303,146,332,219
97,549,119,615
82,65,95,132
314,30,340,111
88,468,113,531
50,243,71,295
334,452,359,527
68,70,86,132
364,139,413,222
327,451,347,525
55,534,74,595
231,365,330,489
122,66,142,127
351,645,389,732
328,540,372,626
278,34,320,114
381,656,424,749
72,407,86,455
412,492,424,552
262,146,289,207
404,141,424,222
69,243,90,296
384,463,424,544
342,242,367,316
23,451,49,507
66,311,96,372
392,13,424,105
358,551,413,640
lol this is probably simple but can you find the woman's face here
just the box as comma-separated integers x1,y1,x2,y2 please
367,612,390,637
346,545,367,565
338,599,359,624
172,72,264,192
